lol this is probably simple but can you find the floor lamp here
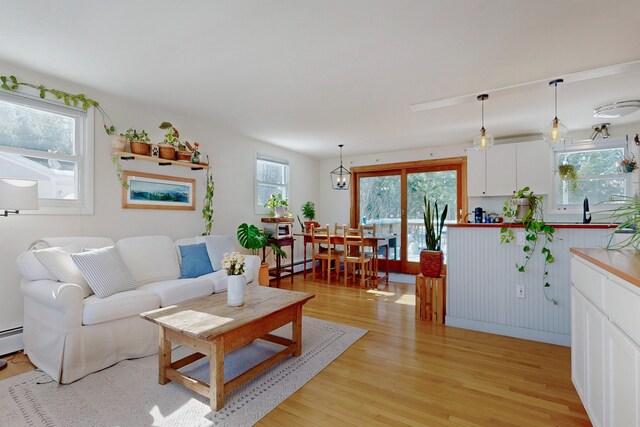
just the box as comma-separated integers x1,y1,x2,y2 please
0,178,39,371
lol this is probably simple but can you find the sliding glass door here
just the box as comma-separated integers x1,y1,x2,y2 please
352,159,464,274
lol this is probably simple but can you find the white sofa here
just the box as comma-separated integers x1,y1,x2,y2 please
16,234,260,384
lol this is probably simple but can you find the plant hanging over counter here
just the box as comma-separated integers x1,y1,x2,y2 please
500,186,557,304
0,74,117,135
603,195,640,249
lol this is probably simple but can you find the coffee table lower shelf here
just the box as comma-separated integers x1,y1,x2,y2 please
156,304,304,411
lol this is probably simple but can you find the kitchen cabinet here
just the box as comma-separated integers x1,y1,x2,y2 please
571,252,640,427
467,140,552,197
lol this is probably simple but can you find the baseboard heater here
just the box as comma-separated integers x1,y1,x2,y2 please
0,327,24,357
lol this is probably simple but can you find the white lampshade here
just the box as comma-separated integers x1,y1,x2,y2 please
0,179,39,211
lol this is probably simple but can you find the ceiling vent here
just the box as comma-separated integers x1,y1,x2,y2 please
593,100,640,119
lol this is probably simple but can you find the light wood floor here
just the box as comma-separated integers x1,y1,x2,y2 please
0,276,590,426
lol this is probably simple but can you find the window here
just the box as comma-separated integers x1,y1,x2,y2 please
255,153,289,214
553,140,630,210
0,89,93,214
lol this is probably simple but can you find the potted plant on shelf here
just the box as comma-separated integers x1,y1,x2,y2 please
558,163,579,193
265,193,289,218
159,121,179,160
222,252,246,306
237,223,287,286
123,128,150,155
500,186,557,304
301,201,320,232
419,197,448,278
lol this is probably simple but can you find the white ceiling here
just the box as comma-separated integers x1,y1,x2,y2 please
1,1,640,158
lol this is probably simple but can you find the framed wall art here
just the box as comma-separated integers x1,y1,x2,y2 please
122,171,195,210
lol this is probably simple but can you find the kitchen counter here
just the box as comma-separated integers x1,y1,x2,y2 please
570,247,640,288
448,223,616,229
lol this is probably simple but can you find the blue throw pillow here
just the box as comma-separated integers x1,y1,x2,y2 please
179,243,214,279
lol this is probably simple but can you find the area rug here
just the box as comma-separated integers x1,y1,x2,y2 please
0,316,366,427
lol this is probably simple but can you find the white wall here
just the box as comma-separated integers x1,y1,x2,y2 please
0,60,319,336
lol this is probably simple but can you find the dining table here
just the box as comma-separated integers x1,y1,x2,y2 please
293,232,394,285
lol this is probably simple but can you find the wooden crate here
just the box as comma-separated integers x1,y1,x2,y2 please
415,274,446,324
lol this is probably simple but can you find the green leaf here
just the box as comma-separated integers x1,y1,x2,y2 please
10,84,18,90
9,75,17,84
0,76,6,83
544,283,551,288
64,96,70,105
1,83,10,90
39,89,45,99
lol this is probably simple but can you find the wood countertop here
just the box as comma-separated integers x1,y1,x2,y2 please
570,247,640,288
448,223,617,229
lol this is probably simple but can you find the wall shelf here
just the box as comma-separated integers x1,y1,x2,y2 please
116,151,210,170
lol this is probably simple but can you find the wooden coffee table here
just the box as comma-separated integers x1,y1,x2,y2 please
140,285,314,410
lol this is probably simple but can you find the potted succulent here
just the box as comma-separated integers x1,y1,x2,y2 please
123,128,150,156
558,163,579,193
301,201,320,231
265,193,289,217
419,197,448,278
619,154,638,173
237,223,287,286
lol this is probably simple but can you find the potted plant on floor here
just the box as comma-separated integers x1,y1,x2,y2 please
419,197,448,278
237,223,287,286
301,201,320,232
123,128,150,155
265,193,289,218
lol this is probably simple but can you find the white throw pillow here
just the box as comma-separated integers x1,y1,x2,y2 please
202,235,235,271
71,246,138,298
33,244,94,298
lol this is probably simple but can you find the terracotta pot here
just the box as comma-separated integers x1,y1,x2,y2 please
304,221,320,232
420,250,443,278
258,262,270,286
159,144,176,160
129,140,149,156
176,150,192,161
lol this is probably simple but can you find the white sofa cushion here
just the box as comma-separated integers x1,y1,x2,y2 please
117,236,180,285
201,235,236,271
82,289,160,326
71,246,138,298
16,250,58,282
138,276,214,307
33,245,94,298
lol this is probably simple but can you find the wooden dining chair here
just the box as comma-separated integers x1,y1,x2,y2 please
343,227,373,287
311,224,341,284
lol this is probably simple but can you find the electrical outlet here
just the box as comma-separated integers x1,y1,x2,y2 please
516,232,526,246
516,284,525,298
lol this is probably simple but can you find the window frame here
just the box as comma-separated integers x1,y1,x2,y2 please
0,88,94,215
255,152,290,215
551,138,631,213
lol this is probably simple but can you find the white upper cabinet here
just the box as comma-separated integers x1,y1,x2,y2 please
516,140,552,195
486,144,517,196
466,140,552,198
466,148,486,197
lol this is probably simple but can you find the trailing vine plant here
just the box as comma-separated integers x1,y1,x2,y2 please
0,74,116,135
500,187,557,304
202,156,215,236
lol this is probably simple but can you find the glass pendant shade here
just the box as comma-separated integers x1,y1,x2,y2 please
542,116,568,144
473,127,494,151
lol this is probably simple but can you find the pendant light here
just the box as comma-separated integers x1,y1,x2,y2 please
330,144,350,190
543,79,568,144
473,94,494,151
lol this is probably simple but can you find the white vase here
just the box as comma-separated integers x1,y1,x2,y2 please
227,275,245,306
275,206,287,218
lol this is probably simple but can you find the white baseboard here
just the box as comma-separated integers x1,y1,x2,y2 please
445,316,570,347
0,327,24,357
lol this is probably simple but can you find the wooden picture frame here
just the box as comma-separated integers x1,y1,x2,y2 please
122,171,196,210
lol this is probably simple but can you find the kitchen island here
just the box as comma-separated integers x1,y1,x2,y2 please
445,223,616,345
570,248,640,427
